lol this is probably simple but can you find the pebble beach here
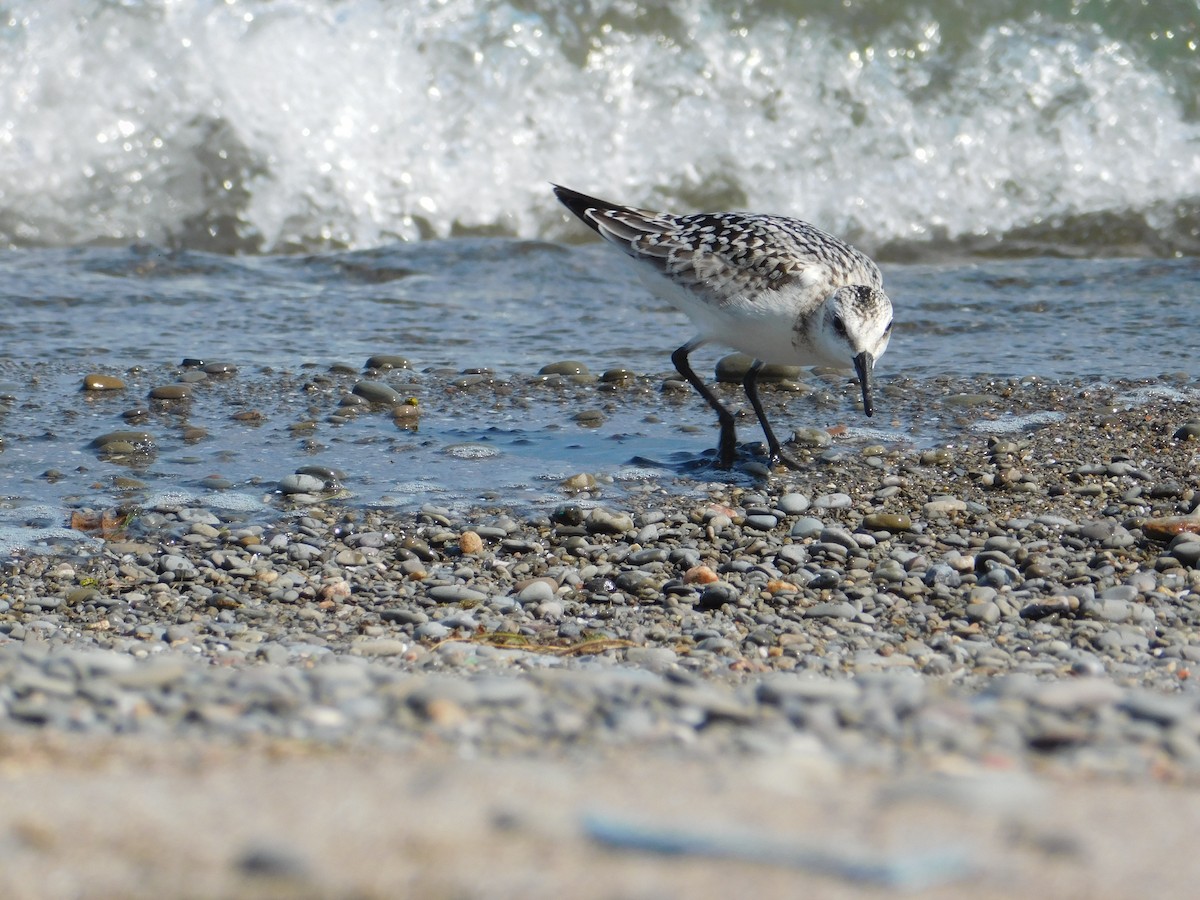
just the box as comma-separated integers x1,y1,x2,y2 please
7,0,1200,892
4,363,1200,896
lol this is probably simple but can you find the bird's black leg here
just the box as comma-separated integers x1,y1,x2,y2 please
671,341,737,468
744,360,803,470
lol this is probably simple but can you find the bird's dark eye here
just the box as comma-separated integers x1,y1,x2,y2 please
884,319,894,334
832,314,847,335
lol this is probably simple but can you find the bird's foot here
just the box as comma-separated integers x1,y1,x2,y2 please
716,426,738,469
764,441,804,472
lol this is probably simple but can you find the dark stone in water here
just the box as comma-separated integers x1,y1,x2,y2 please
539,360,589,376
91,430,156,451
365,355,411,370
353,381,402,404
551,504,584,527
149,384,192,400
82,373,125,391
714,353,802,383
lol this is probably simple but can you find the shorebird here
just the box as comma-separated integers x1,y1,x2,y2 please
553,185,893,469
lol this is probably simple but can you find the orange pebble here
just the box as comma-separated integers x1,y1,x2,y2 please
684,564,719,584
765,579,797,594
459,531,484,554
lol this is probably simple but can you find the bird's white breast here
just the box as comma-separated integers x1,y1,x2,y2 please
626,259,837,367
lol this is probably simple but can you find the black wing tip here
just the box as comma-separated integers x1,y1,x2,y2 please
551,184,627,232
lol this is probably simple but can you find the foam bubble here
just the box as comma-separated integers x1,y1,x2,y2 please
443,444,502,460
971,411,1067,433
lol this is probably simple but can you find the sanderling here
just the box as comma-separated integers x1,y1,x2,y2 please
553,185,893,469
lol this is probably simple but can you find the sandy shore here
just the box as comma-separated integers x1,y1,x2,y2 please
1,734,1198,899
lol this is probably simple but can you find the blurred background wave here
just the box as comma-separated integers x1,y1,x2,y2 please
2,0,1199,257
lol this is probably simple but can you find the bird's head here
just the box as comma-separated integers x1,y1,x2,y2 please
817,285,893,417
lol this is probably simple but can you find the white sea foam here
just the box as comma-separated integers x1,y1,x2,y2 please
2,1,1198,253
971,411,1067,433
0,506,102,556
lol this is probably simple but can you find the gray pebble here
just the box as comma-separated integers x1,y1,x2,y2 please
278,473,327,495
790,517,824,539
812,492,852,510
427,585,488,603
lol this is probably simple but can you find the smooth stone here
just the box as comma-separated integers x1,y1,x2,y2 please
812,493,851,510
600,368,636,382
536,601,564,620
777,493,810,515
791,517,824,539
353,381,403,404
1142,515,1200,542
586,508,635,534
924,564,962,587
792,427,832,448
819,527,859,550
863,513,912,532
516,580,556,604
943,393,998,408
714,353,802,383
90,431,155,451
539,360,589,376
966,601,1001,624
427,585,488,603
149,384,192,400
561,473,596,492
1172,542,1200,567
82,374,125,391
804,601,857,619
414,622,451,641
278,473,327,494
697,583,739,610
744,514,779,532
626,548,669,565
352,639,409,657
297,464,347,481
365,355,411,370
924,498,967,517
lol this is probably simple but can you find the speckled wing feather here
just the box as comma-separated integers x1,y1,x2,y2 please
553,185,882,308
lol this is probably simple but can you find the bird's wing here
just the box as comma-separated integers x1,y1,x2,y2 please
593,209,847,307
553,185,881,307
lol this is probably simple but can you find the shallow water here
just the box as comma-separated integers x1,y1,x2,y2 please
1,241,1198,556
6,243,1199,377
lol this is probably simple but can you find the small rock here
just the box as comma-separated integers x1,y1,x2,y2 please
863,513,912,532
82,374,125,391
278,473,327,495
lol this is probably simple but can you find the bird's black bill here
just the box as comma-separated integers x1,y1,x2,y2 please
853,351,875,417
